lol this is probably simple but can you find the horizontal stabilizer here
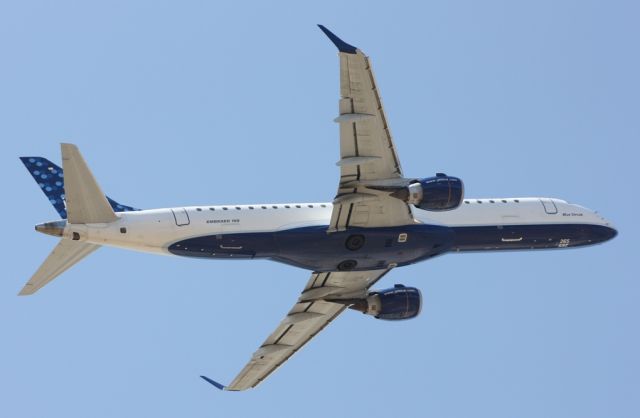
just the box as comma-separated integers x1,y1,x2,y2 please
19,239,100,295
61,143,118,224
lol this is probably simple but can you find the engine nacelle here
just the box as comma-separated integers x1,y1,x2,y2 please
392,173,464,211
349,284,422,320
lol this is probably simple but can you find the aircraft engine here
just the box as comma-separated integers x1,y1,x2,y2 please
348,284,422,320
391,173,464,211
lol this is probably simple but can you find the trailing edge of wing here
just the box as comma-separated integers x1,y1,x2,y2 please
317,25,357,54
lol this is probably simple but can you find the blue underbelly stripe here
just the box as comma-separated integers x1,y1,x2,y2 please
167,223,615,271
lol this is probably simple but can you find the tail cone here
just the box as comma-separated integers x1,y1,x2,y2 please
35,220,66,237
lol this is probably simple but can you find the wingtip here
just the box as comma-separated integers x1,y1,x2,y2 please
200,375,226,391
317,25,358,54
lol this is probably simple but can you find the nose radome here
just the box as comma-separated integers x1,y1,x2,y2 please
604,225,618,241
591,210,617,242
590,224,617,244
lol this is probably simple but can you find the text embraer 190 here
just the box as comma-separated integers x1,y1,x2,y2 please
20,25,616,391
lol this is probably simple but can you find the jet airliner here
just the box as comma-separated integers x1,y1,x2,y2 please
20,25,616,391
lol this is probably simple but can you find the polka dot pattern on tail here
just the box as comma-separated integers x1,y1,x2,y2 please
20,156,140,218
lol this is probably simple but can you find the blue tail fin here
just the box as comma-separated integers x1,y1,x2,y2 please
20,156,139,219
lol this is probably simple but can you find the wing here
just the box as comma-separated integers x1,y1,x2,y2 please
319,25,416,232
201,268,392,391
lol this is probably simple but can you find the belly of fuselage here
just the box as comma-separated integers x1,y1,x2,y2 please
450,223,617,252
167,224,455,271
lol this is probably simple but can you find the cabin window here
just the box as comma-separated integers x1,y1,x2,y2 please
489,200,495,203
236,207,241,210
464,201,470,204
222,207,228,210
295,205,301,208
501,199,507,203
477,200,482,204
209,207,215,211
308,204,313,208
285,205,291,209
272,205,278,209
321,204,327,208
261,206,267,209
248,206,254,210
514,199,520,203
196,208,202,211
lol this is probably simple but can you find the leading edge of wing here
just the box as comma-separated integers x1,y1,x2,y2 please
317,25,358,54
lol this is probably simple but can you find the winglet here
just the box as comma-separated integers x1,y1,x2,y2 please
200,375,227,391
317,25,358,54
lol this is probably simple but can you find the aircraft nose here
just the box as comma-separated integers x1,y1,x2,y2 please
603,225,618,242
590,209,617,242
590,224,617,244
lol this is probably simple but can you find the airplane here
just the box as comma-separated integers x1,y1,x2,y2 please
19,25,617,391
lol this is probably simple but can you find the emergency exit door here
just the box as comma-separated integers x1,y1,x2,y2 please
171,208,190,226
540,198,558,214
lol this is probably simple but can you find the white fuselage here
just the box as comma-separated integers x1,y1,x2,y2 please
58,197,612,257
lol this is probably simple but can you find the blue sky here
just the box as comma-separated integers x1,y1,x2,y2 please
1,1,638,417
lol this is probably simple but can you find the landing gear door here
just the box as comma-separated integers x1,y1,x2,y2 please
540,198,558,214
